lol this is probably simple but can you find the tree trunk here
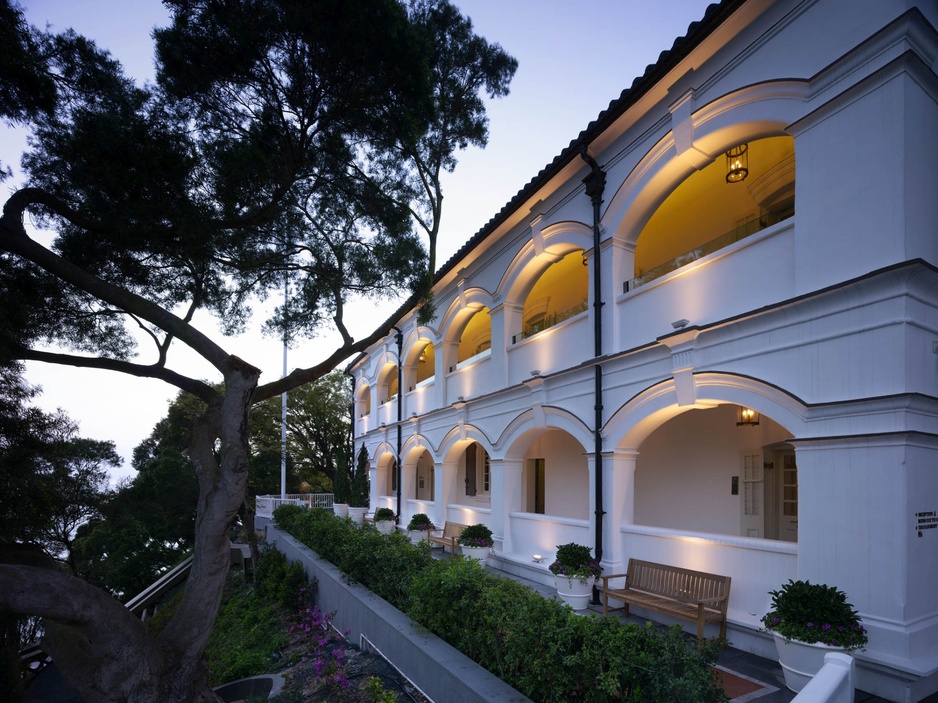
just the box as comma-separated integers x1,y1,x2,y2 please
242,497,261,580
156,360,260,702
0,361,260,703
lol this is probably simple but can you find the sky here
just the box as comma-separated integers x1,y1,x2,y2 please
3,0,714,481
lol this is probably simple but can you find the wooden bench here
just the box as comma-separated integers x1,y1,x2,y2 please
601,558,731,640
427,522,466,558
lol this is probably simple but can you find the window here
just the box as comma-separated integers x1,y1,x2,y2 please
464,442,490,497
533,458,545,514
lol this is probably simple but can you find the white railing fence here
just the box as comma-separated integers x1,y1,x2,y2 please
255,494,334,519
791,653,855,703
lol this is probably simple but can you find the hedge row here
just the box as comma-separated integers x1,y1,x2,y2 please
272,505,727,703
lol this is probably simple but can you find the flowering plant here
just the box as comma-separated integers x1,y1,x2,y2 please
457,523,494,548
549,542,601,582
288,588,351,690
406,513,433,531
761,579,868,651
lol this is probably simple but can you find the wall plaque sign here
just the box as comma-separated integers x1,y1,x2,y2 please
916,511,937,537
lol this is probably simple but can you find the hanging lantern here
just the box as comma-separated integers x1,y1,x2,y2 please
726,143,749,183
737,406,760,427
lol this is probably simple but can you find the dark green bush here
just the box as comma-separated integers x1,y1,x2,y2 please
205,579,289,686
275,504,431,610
275,509,726,702
374,507,395,521
255,546,309,611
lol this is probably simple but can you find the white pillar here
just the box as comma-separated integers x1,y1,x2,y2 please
491,458,522,554
601,449,638,578
435,460,458,527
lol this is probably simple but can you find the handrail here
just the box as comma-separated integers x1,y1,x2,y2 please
791,652,855,703
513,300,588,343
629,211,792,290
124,554,194,619
256,493,334,519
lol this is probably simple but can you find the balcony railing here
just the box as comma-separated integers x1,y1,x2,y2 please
512,300,588,344
629,209,792,291
256,493,334,519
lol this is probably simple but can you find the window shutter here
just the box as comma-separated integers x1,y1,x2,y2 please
465,443,477,496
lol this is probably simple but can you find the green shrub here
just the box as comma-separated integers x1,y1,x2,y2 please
205,579,289,686
457,523,493,548
255,547,310,611
275,509,726,702
374,507,395,522
405,513,433,531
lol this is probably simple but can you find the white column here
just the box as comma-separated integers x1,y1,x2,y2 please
601,449,638,578
491,458,522,554
435,460,458,526
791,434,938,665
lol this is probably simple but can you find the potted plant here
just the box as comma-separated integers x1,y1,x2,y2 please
457,523,494,566
761,579,868,692
549,542,601,611
348,446,370,524
331,461,350,518
406,513,434,544
374,507,396,534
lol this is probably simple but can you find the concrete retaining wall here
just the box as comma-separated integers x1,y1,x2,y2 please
265,524,532,703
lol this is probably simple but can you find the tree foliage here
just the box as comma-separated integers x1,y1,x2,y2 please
74,392,203,601
0,1,515,700
0,362,118,698
250,370,352,494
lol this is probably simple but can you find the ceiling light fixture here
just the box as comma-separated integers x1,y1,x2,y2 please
726,143,749,183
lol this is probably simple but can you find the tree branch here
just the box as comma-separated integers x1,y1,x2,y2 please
1,187,238,375
10,345,218,402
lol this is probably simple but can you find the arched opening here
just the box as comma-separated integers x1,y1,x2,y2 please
633,135,795,288
357,384,371,417
520,429,588,520
386,455,398,496
379,364,398,404
516,250,587,342
456,307,492,366
415,449,434,502
414,341,434,386
634,403,796,541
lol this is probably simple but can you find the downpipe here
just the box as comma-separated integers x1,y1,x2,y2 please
581,146,606,605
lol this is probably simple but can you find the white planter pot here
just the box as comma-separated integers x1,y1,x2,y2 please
553,575,595,611
332,503,348,518
461,545,490,566
347,506,367,525
376,520,395,535
773,633,849,692
408,530,429,545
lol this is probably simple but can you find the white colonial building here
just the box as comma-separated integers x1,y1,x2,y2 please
347,0,938,699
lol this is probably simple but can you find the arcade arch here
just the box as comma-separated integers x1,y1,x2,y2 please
517,250,588,342
632,135,794,288
631,403,796,541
